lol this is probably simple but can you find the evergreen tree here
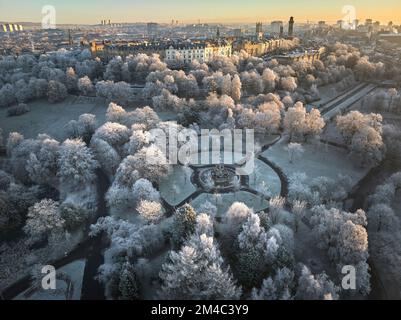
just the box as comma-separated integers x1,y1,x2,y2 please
171,203,197,248
159,233,242,300
118,261,140,300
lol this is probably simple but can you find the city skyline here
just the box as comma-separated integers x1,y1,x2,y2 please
1,0,401,25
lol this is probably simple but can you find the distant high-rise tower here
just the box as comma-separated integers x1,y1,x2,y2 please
216,27,220,39
288,17,294,37
147,22,159,38
68,29,73,46
279,26,284,37
256,22,263,34
256,22,263,40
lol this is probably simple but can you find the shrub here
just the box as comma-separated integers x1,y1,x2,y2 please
7,103,30,117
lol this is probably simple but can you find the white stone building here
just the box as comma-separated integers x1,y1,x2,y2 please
165,41,232,63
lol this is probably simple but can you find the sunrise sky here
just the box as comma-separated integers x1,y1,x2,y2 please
1,0,400,24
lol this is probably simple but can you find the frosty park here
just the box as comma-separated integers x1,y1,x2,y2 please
1,10,401,302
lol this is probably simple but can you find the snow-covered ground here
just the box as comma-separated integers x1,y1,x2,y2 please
0,96,108,140
191,191,269,217
261,139,369,186
248,159,281,196
14,259,86,300
155,110,178,121
0,95,185,143
254,134,280,149
159,165,197,206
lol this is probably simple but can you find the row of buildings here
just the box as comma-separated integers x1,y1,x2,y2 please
272,47,326,65
86,36,305,63
233,38,296,57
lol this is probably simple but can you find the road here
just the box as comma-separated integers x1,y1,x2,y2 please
319,82,377,119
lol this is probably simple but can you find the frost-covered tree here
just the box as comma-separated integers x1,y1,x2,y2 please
286,143,304,164
237,213,267,252
118,261,140,300
231,74,242,102
280,76,297,92
284,103,324,142
305,108,325,140
0,193,20,233
6,132,24,157
264,225,295,269
7,103,30,117
26,136,60,187
0,84,16,107
254,102,282,134
223,202,253,239
96,80,133,106
288,173,352,206
129,145,169,183
350,125,384,167
66,114,97,142
310,205,367,258
24,199,65,242
91,216,164,298
105,102,128,124
267,196,286,225
90,138,121,178
295,264,339,300
65,67,78,93
47,80,68,103
251,267,294,300
92,122,130,155
159,233,242,300
8,136,40,183
132,178,160,204
262,68,277,93
104,56,124,82
309,205,370,294
58,139,99,191
240,70,264,95
338,220,369,265
113,156,140,188
78,76,95,96
60,201,88,231
292,200,306,233
283,102,307,142
137,200,163,224
367,203,399,232
126,129,151,155
171,203,197,248
336,111,384,166
195,213,214,237
198,201,217,218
